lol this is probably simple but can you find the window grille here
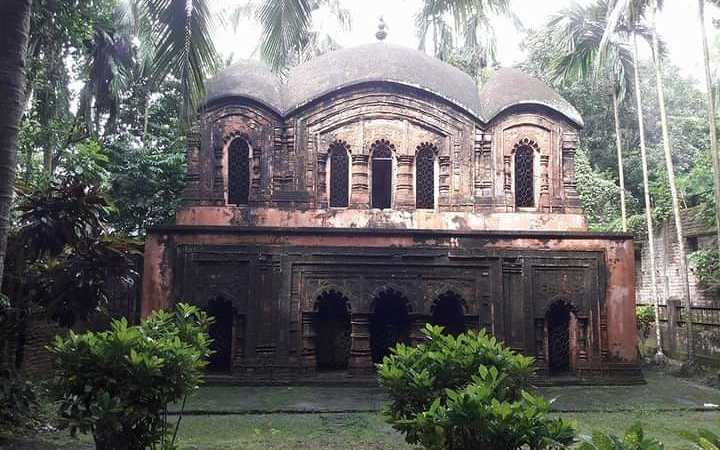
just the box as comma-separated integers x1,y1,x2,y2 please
329,143,349,207
415,144,435,209
514,145,534,208
228,138,250,205
371,141,393,209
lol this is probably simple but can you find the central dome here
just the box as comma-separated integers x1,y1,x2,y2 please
283,42,483,118
203,42,583,126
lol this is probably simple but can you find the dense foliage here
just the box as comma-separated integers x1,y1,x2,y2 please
577,422,664,450
377,324,575,450
635,305,656,340
49,303,212,450
0,368,37,429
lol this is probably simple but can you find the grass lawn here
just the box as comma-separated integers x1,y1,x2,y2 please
4,410,719,450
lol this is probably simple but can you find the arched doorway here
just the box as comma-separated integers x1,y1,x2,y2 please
206,297,234,373
430,292,466,336
315,291,351,370
370,289,410,363
546,301,573,374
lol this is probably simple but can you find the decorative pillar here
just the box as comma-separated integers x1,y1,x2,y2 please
409,314,428,347
503,155,513,210
396,155,415,208
474,131,493,208
182,125,201,205
350,154,369,208
349,313,373,374
317,153,328,207
562,132,581,212
438,155,451,205
301,312,317,371
534,319,547,375
539,154,550,212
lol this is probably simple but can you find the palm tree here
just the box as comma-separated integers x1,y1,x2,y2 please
0,0,32,293
649,0,695,366
597,0,666,360
256,0,350,73
697,0,720,253
415,0,516,77
606,0,693,365
548,0,632,233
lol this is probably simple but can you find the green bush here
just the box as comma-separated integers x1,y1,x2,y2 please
680,419,720,450
49,303,212,450
0,369,37,429
377,324,575,450
689,249,720,298
577,423,664,450
635,305,656,339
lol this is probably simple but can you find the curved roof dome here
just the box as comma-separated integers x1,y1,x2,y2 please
479,68,584,127
203,44,583,127
205,59,283,114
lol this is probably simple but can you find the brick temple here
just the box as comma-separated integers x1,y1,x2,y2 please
141,38,641,383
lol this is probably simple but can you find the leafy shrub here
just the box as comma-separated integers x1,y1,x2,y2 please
0,369,37,429
49,303,212,450
377,324,575,450
689,249,720,298
577,422,664,449
680,419,720,450
636,305,656,339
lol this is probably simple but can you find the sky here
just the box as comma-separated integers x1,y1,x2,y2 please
213,0,720,83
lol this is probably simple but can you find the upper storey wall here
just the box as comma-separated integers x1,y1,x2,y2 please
180,82,585,231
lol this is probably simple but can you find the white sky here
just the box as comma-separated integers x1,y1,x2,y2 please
213,0,720,82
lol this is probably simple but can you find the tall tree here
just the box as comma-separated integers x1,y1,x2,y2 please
649,0,695,365
548,0,633,232
602,0,667,359
0,0,32,293
415,0,516,77
698,0,720,253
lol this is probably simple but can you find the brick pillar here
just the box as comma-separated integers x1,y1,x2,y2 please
349,313,373,374
667,298,680,356
409,314,428,346
540,154,550,212
350,154,369,208
301,312,317,371
396,155,415,208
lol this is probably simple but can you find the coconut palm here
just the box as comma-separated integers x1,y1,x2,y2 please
697,0,720,253
550,0,664,359
415,0,517,76
606,0,694,365
256,0,350,73
548,0,632,232
0,0,32,293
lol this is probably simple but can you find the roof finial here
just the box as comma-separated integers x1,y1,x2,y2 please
375,16,387,41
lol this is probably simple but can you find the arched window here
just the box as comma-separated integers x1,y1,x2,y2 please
371,140,393,209
514,142,535,208
228,138,250,205
329,142,349,207
430,292,466,336
415,143,436,209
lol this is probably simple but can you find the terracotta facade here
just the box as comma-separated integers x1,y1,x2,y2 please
142,43,641,383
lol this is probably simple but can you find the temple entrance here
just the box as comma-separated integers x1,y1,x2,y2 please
370,289,410,363
430,292,466,336
206,297,234,373
315,291,351,370
546,301,572,374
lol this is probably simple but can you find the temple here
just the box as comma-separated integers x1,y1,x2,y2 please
141,37,641,383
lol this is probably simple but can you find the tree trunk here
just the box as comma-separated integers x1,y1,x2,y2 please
698,0,720,253
612,89,628,232
632,34,664,358
652,2,695,365
0,0,32,293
